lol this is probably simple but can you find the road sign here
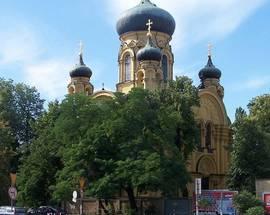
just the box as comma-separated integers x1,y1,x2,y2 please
72,191,77,203
195,178,201,195
8,187,17,200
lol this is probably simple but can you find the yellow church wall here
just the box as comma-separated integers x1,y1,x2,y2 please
117,31,174,94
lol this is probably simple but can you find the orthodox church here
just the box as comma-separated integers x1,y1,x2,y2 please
67,0,232,198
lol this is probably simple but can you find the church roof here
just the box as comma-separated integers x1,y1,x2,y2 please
137,32,162,62
116,0,176,36
199,55,222,80
70,53,92,78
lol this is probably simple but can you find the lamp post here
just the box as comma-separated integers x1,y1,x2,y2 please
9,172,17,209
79,177,86,215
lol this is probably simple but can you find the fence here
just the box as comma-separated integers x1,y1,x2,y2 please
65,197,192,215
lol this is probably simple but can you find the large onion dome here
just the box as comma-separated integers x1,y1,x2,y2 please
116,0,176,36
137,33,162,62
70,53,92,78
199,55,222,80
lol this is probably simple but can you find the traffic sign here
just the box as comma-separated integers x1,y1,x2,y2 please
8,187,17,200
72,191,77,203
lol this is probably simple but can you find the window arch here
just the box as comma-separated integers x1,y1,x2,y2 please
124,55,132,81
85,87,91,96
205,123,212,152
197,122,204,152
162,55,168,81
137,71,144,88
68,86,75,94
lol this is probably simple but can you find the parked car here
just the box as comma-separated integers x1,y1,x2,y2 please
0,207,26,215
27,206,66,215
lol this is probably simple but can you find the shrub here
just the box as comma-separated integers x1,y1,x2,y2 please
233,191,263,214
246,206,264,215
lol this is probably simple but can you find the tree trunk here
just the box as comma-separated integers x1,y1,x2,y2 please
125,186,138,214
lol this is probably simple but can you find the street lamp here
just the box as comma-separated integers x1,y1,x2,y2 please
9,172,17,209
10,172,16,187
79,177,86,215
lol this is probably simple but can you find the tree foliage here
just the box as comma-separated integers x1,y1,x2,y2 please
0,79,44,147
17,77,199,210
52,77,199,211
17,102,61,207
233,191,263,214
246,206,265,215
228,94,270,193
0,123,16,204
0,78,44,205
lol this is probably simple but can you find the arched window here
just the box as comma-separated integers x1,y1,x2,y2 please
125,55,131,81
68,86,74,94
85,87,90,96
162,55,168,81
197,122,203,152
137,71,144,88
205,123,212,152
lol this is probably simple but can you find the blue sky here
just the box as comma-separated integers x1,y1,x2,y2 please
0,0,269,121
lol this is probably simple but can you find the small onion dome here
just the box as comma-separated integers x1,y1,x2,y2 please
137,34,162,62
116,0,175,36
70,53,92,78
199,55,222,80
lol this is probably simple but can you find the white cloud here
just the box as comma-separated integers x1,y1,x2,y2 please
0,26,42,65
24,60,70,99
105,0,266,49
0,23,72,101
245,76,270,89
229,76,270,91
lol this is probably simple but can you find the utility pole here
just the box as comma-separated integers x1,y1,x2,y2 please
195,178,201,215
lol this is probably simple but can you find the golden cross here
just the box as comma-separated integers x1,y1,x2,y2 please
146,19,153,34
208,43,212,57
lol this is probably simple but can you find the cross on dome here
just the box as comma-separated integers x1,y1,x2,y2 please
208,43,213,57
79,41,84,55
146,19,153,36
141,0,152,4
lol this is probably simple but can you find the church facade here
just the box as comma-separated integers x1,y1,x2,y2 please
67,0,232,198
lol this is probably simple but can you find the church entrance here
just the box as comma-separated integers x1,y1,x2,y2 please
202,177,209,190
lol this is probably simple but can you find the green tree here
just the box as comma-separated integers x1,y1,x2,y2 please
52,94,110,202
53,77,199,213
246,206,265,215
17,102,62,207
0,78,44,204
233,191,263,214
0,122,16,204
0,78,44,148
228,95,270,192
248,94,270,130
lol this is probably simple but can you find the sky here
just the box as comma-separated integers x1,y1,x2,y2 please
0,0,269,121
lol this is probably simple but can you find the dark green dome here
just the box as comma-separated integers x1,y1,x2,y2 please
70,54,92,78
137,34,162,62
116,0,176,36
199,56,222,80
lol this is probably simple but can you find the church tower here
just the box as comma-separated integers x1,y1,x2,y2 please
136,20,163,90
188,48,232,193
68,44,94,96
116,0,175,93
